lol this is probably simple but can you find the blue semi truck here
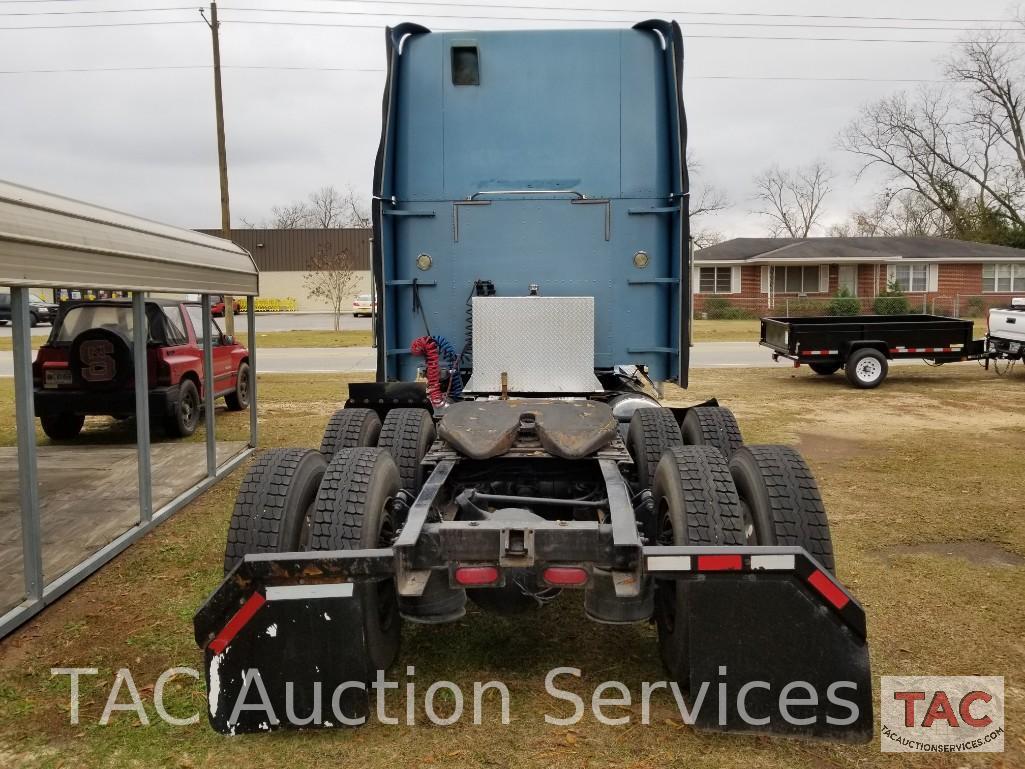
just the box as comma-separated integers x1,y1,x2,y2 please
194,21,873,741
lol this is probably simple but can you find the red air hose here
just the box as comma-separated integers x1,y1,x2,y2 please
411,336,444,406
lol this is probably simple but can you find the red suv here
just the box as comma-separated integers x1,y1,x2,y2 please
32,300,250,440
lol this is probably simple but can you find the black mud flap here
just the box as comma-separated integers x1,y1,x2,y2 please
686,575,873,743
203,588,370,734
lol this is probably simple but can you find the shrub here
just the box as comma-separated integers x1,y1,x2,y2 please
785,298,828,317
825,288,861,316
873,280,910,315
702,296,755,320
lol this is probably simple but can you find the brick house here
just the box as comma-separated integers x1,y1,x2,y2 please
693,237,1025,316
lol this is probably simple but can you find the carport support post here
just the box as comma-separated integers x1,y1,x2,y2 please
202,294,216,477
132,292,152,522
247,298,257,448
11,287,44,602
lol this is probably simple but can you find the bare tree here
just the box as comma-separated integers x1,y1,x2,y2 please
839,31,1024,239
305,186,349,228
303,246,359,331
688,151,731,248
752,161,833,237
271,201,310,229
829,188,948,237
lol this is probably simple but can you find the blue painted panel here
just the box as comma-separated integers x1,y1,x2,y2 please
381,25,684,383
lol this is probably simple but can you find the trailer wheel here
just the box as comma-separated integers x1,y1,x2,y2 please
305,448,402,672
320,407,382,458
845,348,888,389
729,445,835,572
809,362,842,376
223,448,327,575
378,408,435,494
652,446,745,682
627,407,684,491
681,406,744,460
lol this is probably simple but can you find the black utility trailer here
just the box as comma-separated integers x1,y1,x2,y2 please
761,314,987,388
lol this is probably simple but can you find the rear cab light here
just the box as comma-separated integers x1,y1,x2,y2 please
453,565,500,586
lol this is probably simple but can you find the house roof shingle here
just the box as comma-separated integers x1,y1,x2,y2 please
696,237,1025,263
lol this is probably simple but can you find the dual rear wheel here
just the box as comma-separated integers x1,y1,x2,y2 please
224,406,437,674
631,406,836,684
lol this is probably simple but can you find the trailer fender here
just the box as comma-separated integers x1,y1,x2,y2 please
842,340,891,360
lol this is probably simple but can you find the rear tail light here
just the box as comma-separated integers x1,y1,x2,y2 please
542,566,588,586
453,566,500,586
156,359,172,387
696,554,743,572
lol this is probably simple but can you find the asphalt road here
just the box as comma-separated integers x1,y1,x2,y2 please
0,312,371,337
1,342,939,377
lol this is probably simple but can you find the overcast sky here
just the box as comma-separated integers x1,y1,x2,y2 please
0,0,1020,237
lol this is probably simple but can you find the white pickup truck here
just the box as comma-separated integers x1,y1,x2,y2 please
988,298,1025,361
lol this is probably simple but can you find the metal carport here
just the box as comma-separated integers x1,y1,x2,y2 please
0,179,260,637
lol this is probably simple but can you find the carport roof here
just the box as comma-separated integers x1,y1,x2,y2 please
0,179,259,295
697,236,1025,264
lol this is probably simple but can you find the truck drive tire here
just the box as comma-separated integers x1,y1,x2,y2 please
627,407,684,491
728,445,836,572
378,408,435,494
40,413,85,441
320,407,382,459
845,348,888,389
652,446,745,683
809,362,842,376
681,406,744,460
223,447,327,575
306,447,402,672
164,378,201,437
224,361,250,411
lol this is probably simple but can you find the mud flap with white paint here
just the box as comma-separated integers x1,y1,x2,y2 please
684,575,873,743
202,583,371,734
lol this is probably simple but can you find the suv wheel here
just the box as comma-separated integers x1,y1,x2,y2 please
225,362,250,411
165,379,201,437
40,413,85,440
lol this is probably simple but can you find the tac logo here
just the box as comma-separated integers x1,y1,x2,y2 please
880,676,1004,752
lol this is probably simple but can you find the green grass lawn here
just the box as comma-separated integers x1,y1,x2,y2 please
1,365,1023,767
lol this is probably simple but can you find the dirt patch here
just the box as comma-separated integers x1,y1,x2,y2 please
796,431,868,464
876,541,1025,567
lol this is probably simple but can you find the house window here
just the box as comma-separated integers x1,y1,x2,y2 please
698,266,733,294
892,263,929,292
772,265,821,294
982,264,1025,293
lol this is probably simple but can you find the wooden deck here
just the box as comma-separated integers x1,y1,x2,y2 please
0,441,247,616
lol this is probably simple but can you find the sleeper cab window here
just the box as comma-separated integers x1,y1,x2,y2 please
452,45,480,86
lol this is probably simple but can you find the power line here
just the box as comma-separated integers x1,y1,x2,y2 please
210,5,1018,33
0,5,197,15
228,1,1015,26
0,19,200,29
0,0,1015,26
0,63,951,80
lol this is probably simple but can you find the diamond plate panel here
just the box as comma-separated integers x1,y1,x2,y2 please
465,297,603,393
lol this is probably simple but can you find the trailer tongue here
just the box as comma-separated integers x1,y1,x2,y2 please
194,20,873,741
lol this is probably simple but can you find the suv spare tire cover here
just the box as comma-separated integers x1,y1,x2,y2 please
69,328,133,391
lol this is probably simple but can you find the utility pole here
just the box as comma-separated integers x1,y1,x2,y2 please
201,1,235,336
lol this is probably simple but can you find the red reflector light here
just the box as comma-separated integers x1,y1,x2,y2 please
208,592,266,655
696,554,743,571
454,566,500,586
807,570,850,610
542,567,588,586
